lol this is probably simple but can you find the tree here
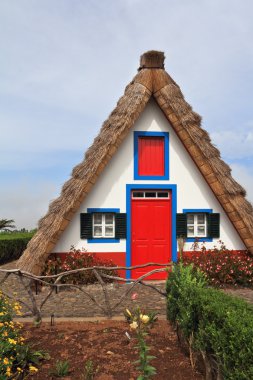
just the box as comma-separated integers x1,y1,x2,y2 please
0,219,16,231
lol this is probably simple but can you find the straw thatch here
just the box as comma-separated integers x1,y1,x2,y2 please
17,50,253,275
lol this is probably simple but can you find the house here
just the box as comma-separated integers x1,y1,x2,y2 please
17,51,253,279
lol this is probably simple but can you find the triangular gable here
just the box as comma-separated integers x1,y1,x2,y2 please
18,50,253,274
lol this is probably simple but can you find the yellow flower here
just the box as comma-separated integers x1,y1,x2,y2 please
6,367,12,377
126,309,132,317
0,322,4,327
8,338,17,345
3,357,9,365
29,365,38,373
17,367,23,373
0,312,4,316
130,321,138,330
14,303,22,314
140,314,150,324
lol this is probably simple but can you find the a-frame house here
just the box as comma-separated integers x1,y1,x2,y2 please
18,51,253,279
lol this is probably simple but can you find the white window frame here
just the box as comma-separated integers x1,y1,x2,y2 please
132,191,170,199
186,213,207,238
92,213,115,238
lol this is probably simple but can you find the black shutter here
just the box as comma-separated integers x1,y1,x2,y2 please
176,213,187,238
207,213,220,238
80,213,92,239
115,213,127,239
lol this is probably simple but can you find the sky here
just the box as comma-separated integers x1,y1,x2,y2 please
0,0,252,230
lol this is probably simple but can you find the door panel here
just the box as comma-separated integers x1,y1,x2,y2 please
138,137,164,176
131,195,171,279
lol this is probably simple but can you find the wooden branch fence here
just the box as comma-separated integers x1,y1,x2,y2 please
0,263,172,323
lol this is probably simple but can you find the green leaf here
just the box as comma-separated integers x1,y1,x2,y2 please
146,355,156,360
145,365,156,372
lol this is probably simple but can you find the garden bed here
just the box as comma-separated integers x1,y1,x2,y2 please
24,320,203,379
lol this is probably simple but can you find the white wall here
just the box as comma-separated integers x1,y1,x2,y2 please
53,99,245,253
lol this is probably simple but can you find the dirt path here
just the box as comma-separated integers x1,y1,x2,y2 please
24,320,203,380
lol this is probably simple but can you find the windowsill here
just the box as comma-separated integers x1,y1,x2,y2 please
134,174,169,180
186,237,213,243
87,238,120,243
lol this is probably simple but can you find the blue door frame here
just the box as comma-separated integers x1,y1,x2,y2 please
126,184,177,279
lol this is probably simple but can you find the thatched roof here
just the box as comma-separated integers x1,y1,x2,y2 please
17,50,253,275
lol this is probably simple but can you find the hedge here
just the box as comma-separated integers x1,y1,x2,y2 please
166,264,253,379
0,236,32,265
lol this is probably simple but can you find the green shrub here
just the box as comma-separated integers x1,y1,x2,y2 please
166,263,207,336
0,292,46,378
0,235,33,265
166,264,253,379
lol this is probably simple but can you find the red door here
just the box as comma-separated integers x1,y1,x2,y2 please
131,191,171,280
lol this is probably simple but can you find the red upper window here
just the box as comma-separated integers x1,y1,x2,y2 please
138,136,165,176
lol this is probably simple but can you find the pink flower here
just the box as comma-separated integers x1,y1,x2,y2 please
131,293,138,300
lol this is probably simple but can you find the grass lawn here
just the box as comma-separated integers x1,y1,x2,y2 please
0,232,35,240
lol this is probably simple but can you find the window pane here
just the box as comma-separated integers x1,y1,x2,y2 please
93,213,102,224
105,213,114,224
197,226,205,236
145,192,156,198
105,226,114,237
187,214,194,224
157,192,169,198
187,226,194,237
132,191,144,198
94,226,102,237
197,214,205,224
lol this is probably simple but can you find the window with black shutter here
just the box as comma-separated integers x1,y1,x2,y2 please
176,211,220,240
80,212,127,240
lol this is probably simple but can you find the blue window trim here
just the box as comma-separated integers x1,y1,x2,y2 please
87,208,120,243
87,208,120,213
183,208,213,242
134,131,169,180
126,184,177,279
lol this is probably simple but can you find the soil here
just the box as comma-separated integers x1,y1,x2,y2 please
24,320,203,380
